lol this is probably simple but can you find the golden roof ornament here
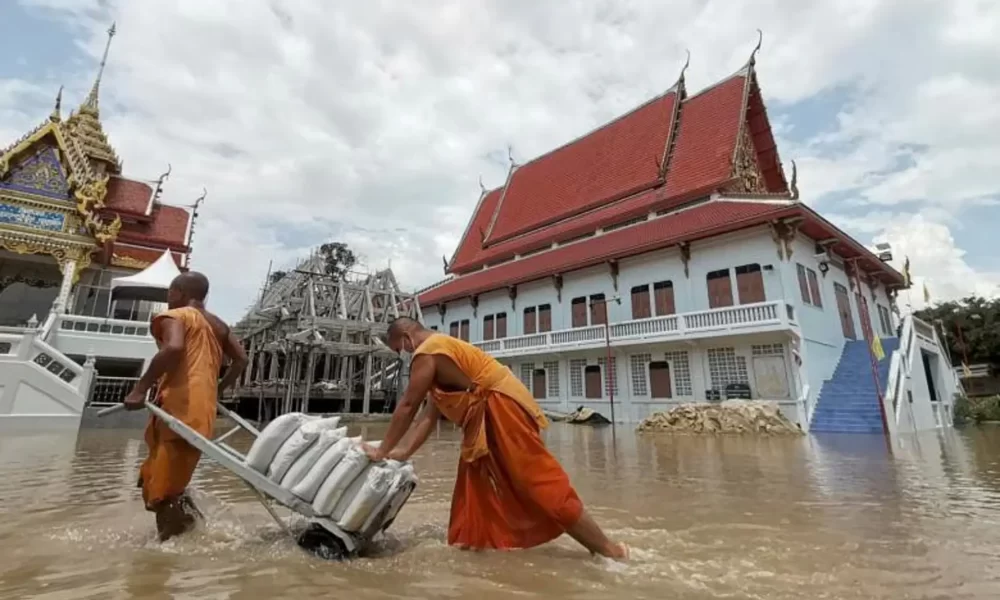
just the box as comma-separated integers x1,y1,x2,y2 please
65,22,120,170
49,86,63,122
80,22,116,118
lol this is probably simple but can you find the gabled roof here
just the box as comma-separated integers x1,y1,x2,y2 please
104,176,155,215
116,204,191,248
447,58,788,276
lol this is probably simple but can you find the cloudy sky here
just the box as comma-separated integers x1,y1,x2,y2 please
1,0,998,321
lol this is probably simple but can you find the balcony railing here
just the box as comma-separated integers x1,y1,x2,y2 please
57,314,151,338
474,301,794,357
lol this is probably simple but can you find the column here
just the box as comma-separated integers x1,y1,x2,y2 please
54,257,77,314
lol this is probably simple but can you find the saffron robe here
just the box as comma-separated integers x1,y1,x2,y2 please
413,333,584,550
138,307,223,509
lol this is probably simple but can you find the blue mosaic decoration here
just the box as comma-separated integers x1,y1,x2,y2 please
0,202,65,232
0,146,71,200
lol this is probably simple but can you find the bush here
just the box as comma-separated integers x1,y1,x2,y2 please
953,393,1000,425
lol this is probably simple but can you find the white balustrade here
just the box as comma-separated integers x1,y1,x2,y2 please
57,314,151,338
473,300,790,357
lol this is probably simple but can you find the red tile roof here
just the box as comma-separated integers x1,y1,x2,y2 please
446,64,794,276
421,200,797,306
104,176,154,215
117,204,191,248
113,244,185,268
484,91,677,245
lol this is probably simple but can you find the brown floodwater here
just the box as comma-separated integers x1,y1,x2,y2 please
1,421,999,599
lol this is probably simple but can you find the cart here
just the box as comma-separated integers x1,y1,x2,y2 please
99,401,416,559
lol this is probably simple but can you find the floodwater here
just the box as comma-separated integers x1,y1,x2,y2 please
2,423,1000,600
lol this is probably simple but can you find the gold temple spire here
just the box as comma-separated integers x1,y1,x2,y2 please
49,86,63,122
80,22,116,117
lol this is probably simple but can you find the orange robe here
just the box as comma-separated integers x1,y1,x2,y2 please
138,307,223,510
413,334,584,550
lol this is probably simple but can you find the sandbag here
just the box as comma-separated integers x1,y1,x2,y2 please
279,426,347,489
267,417,344,483
245,412,310,473
312,441,378,516
360,463,417,534
290,436,360,502
337,461,400,532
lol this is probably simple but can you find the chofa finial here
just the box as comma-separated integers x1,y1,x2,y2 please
479,175,486,195
750,29,763,66
50,86,64,122
789,160,799,200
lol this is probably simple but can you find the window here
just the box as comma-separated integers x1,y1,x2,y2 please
538,304,552,332
570,359,586,397
707,347,750,389
664,350,693,396
495,312,507,338
459,319,470,341
653,280,675,315
631,285,651,319
543,361,560,397
877,304,892,337
735,263,765,304
584,365,602,399
649,361,672,398
523,306,536,334
72,267,164,322
590,293,607,325
630,353,652,396
519,363,534,389
483,315,494,341
449,321,459,337
797,263,823,308
571,297,587,328
598,356,619,396
706,269,734,308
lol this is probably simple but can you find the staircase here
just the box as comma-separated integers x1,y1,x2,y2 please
810,338,900,434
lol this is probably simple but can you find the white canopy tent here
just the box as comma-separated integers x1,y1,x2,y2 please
110,249,182,303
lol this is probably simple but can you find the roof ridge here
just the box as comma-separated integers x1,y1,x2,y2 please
683,65,750,103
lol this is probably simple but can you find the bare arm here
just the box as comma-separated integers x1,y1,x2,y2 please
128,318,184,403
391,399,441,461
372,355,435,461
217,329,249,394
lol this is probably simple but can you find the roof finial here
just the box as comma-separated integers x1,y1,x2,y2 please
81,22,116,116
49,86,64,122
507,144,518,167
789,160,799,200
680,49,691,81
479,175,486,195
750,29,763,67
153,163,172,201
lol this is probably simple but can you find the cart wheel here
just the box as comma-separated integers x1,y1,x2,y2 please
297,523,350,560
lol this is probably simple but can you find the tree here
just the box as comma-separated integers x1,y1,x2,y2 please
268,270,287,285
318,241,357,281
915,295,1000,372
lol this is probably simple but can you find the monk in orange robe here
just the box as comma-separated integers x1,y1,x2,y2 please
124,272,248,541
364,317,627,560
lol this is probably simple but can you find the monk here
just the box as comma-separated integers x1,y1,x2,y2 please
123,271,248,541
362,317,628,560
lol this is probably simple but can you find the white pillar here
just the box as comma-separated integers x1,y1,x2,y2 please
54,257,76,314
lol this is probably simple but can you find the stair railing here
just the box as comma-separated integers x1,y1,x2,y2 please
886,315,915,427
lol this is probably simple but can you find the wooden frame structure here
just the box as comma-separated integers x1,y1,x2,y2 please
232,253,420,419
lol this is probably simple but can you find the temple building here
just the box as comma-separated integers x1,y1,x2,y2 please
418,42,960,436
0,25,197,425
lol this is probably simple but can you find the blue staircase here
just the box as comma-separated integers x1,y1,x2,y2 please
810,338,900,434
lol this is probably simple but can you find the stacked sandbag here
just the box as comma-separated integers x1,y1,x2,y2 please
636,401,804,435
244,414,417,533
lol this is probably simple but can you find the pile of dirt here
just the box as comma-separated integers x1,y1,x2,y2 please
637,401,804,435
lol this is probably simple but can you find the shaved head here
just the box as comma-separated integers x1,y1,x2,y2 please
386,316,427,354
167,271,210,308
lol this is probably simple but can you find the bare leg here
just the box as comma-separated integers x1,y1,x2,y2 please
154,494,199,542
564,510,628,560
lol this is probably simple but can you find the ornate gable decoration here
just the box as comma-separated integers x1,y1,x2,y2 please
0,145,70,199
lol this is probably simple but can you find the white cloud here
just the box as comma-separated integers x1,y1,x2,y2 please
1,0,997,320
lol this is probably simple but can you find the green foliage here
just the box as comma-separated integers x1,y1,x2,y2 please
318,242,357,281
915,295,1000,372
953,393,1000,425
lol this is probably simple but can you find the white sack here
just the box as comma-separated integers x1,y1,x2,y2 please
244,412,310,473
267,417,344,483
279,426,347,489
312,441,378,516
337,461,400,532
290,436,360,502
361,463,417,534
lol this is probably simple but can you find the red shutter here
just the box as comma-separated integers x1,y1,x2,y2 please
590,295,607,325
571,298,587,327
649,361,672,398
707,270,733,308
532,369,546,399
523,307,536,334
539,305,552,332
496,313,507,339
736,265,765,304
654,281,675,315
797,264,811,304
631,285,651,319
460,320,470,341
449,322,459,337
806,269,823,307
483,315,494,341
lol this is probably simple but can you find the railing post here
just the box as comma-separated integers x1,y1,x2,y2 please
18,315,39,361
79,353,97,398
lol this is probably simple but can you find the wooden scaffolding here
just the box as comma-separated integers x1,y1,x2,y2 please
231,254,420,419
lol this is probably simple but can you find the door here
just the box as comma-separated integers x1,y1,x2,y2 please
752,355,790,399
834,283,856,340
532,369,547,399
584,365,602,399
649,361,672,398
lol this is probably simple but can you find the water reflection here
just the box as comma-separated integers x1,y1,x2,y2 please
1,424,999,599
